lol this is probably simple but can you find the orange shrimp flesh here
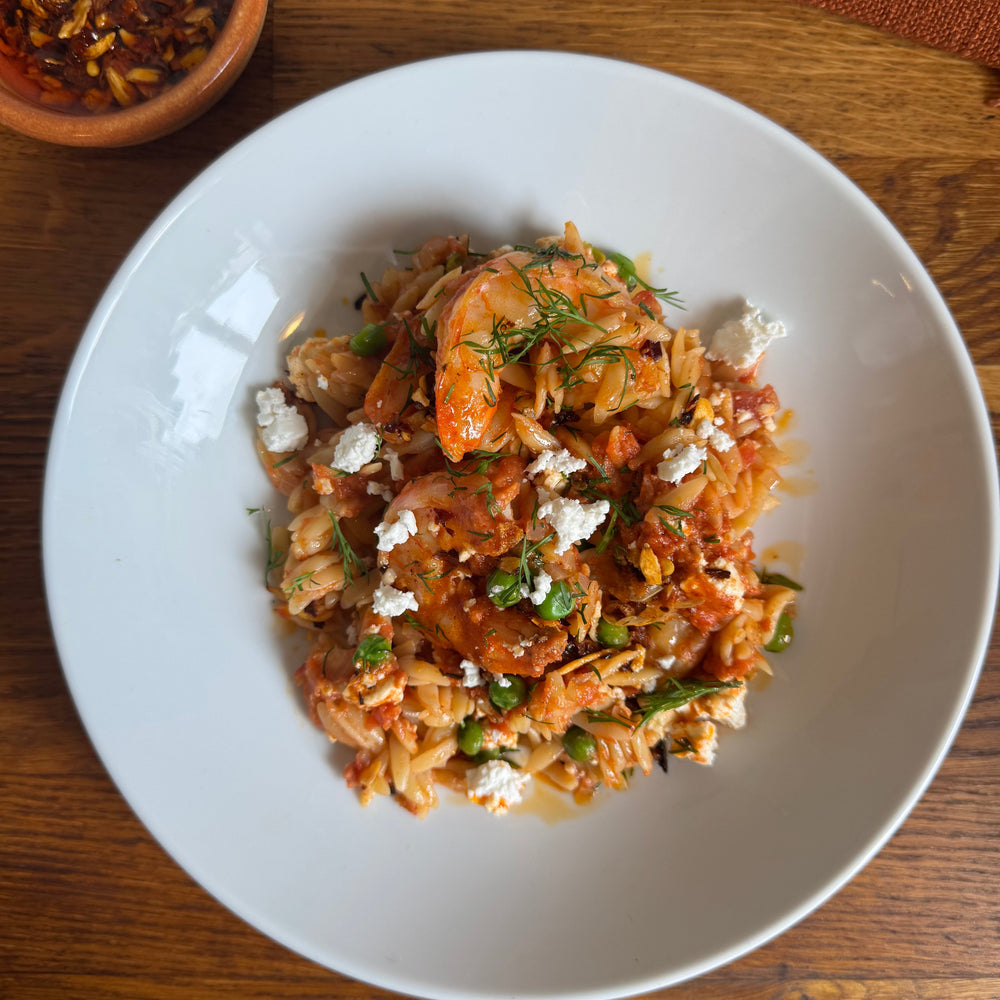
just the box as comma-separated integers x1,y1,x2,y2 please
434,250,636,462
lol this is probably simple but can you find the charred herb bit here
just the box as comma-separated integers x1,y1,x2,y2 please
551,407,579,427
670,393,701,429
703,535,722,545
271,454,297,469
353,634,392,671
652,741,670,773
327,511,368,587
671,736,699,755
246,507,261,515
636,677,743,726
759,570,804,591
705,566,732,580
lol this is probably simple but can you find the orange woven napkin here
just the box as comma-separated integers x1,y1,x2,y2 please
802,0,1000,67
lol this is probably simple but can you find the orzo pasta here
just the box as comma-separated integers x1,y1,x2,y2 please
253,222,800,817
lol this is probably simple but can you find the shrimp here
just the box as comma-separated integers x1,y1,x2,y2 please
376,461,567,676
434,229,639,462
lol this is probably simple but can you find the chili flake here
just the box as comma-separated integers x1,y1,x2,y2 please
0,0,233,114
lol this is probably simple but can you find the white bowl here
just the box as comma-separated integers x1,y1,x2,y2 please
43,51,998,999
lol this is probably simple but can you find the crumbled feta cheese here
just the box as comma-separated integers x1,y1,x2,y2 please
366,481,394,502
537,497,610,554
465,759,530,814
657,655,677,671
255,387,308,453
526,448,587,478
698,685,747,730
670,720,718,765
707,558,745,609
374,509,417,552
706,301,786,369
372,581,418,617
316,374,329,391
383,447,404,481
695,418,735,453
656,443,706,484
491,673,511,688
332,422,380,474
711,429,735,452
460,659,483,688
713,416,724,426
528,570,553,606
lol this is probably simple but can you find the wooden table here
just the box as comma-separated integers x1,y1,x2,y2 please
2,2,998,998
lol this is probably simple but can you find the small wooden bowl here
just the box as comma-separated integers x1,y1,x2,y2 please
0,0,267,147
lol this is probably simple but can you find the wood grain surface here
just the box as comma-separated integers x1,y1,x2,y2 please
1,2,998,998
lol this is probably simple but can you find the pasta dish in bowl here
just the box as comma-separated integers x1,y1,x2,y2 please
254,222,799,816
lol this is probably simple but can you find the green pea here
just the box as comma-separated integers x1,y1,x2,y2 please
471,748,502,764
596,618,630,648
562,725,597,763
764,612,794,653
605,251,637,289
489,675,527,711
487,568,522,608
349,323,387,357
535,579,574,621
457,717,483,756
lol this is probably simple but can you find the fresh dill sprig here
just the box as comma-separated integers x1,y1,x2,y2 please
264,518,284,587
327,511,368,587
636,677,743,726
491,531,556,606
283,570,316,596
359,271,378,304
583,708,633,729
